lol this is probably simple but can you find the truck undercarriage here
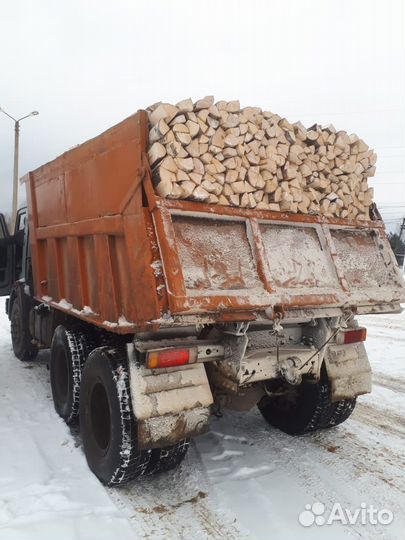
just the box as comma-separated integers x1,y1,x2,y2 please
3,273,373,484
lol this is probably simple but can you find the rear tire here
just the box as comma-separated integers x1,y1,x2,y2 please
10,299,38,361
146,440,189,475
258,372,356,435
79,348,151,485
50,326,91,424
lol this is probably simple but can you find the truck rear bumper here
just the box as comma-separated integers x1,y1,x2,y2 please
240,341,372,401
238,345,319,385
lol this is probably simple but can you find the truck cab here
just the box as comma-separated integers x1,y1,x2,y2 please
0,213,13,297
0,207,30,298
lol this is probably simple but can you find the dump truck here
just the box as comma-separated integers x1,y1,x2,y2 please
1,110,404,486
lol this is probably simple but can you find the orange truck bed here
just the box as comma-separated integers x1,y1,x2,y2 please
23,111,405,334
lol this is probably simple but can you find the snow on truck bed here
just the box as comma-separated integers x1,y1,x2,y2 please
0,296,404,540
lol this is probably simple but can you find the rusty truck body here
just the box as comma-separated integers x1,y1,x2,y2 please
1,110,404,485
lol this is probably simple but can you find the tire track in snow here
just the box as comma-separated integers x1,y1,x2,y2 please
353,402,405,439
198,412,363,539
107,452,249,540
198,404,405,540
372,372,405,394
366,331,405,343
310,402,405,494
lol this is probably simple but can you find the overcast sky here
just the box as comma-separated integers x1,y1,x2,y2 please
1,0,404,230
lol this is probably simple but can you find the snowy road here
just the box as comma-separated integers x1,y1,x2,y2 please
0,296,404,540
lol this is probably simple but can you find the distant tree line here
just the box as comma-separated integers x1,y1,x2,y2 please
388,232,405,266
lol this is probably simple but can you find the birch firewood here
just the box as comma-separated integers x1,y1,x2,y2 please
147,97,377,219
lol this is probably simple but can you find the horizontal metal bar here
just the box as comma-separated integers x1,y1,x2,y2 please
36,215,124,239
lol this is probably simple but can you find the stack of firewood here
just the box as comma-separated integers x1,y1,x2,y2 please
147,97,376,219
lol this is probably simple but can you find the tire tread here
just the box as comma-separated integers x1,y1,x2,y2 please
81,347,151,486
258,376,356,435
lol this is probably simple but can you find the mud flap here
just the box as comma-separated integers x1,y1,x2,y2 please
324,342,372,401
127,344,213,449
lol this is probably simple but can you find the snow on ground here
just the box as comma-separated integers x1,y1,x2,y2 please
0,299,138,540
0,295,404,540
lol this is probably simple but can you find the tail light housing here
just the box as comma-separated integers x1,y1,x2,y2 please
336,327,367,345
146,348,193,369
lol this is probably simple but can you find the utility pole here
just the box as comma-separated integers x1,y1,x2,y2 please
0,107,39,226
13,120,20,228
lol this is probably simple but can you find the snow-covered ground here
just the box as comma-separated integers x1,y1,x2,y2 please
0,296,404,540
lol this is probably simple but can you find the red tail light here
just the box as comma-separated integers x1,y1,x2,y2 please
147,348,190,369
336,327,367,345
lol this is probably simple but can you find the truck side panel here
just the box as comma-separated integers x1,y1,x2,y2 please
25,112,162,331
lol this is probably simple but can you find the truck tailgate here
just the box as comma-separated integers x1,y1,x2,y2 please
153,199,405,316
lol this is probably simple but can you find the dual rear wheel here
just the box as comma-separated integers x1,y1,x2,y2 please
257,370,356,435
49,326,188,485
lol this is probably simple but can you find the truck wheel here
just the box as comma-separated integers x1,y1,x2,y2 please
258,373,356,435
50,326,90,424
10,299,38,361
79,348,151,485
146,440,190,475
